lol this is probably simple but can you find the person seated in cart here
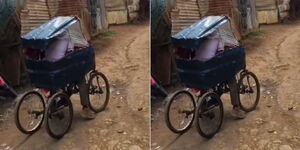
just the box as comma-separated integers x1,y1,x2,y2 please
45,31,96,119
193,31,224,62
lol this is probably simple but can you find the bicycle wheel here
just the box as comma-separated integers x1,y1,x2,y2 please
45,92,73,139
195,92,223,138
15,90,45,134
238,71,260,112
87,71,110,113
165,90,196,134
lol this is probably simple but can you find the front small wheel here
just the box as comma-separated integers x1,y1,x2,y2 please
15,90,45,134
87,71,110,113
45,92,73,139
195,92,223,139
238,71,260,112
165,90,196,134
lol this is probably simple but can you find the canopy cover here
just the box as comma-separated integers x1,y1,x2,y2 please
172,16,239,49
22,16,88,50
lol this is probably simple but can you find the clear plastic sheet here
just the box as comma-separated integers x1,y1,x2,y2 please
67,21,89,47
217,22,239,47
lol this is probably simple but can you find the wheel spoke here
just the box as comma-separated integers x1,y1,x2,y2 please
238,72,260,112
166,90,195,133
16,91,45,134
46,92,72,139
195,92,223,138
87,72,109,113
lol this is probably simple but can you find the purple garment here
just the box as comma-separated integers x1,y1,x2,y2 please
44,38,69,62
44,33,74,62
193,33,224,62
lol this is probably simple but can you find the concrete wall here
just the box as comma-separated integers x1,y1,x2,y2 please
105,0,141,24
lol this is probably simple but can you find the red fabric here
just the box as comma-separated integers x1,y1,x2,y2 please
25,48,43,60
0,76,6,86
191,88,200,94
40,89,49,95
151,77,156,86
176,48,192,59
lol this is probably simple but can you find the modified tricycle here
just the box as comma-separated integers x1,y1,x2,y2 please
165,16,260,138
14,16,110,139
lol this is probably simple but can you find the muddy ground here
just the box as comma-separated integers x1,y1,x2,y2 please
151,20,300,150
0,22,149,150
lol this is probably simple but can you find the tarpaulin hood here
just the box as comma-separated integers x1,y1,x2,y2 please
171,16,239,49
22,16,88,50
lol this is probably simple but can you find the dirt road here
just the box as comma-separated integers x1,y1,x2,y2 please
151,21,300,150
0,22,149,150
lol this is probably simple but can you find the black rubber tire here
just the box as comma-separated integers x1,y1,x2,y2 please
15,90,45,134
195,92,223,139
238,71,260,112
45,92,73,139
165,90,196,134
87,71,110,113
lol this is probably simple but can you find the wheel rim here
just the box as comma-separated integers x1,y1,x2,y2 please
239,74,259,110
18,92,44,132
89,74,108,111
47,94,72,137
197,93,222,136
168,92,195,131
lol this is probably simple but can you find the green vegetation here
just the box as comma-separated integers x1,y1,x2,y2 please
130,19,142,25
242,30,266,40
101,31,117,39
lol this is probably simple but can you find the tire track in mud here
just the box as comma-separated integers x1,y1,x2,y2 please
124,36,139,62
274,35,288,63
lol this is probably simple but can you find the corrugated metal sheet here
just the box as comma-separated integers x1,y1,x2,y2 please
170,0,244,36
171,0,201,35
47,0,92,39
197,0,244,37
21,0,108,39
51,0,88,16
171,0,238,35
21,0,50,35
202,0,233,17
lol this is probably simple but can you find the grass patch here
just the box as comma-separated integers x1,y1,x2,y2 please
100,31,117,39
242,30,266,40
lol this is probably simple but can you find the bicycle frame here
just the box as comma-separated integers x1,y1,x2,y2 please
151,75,168,99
